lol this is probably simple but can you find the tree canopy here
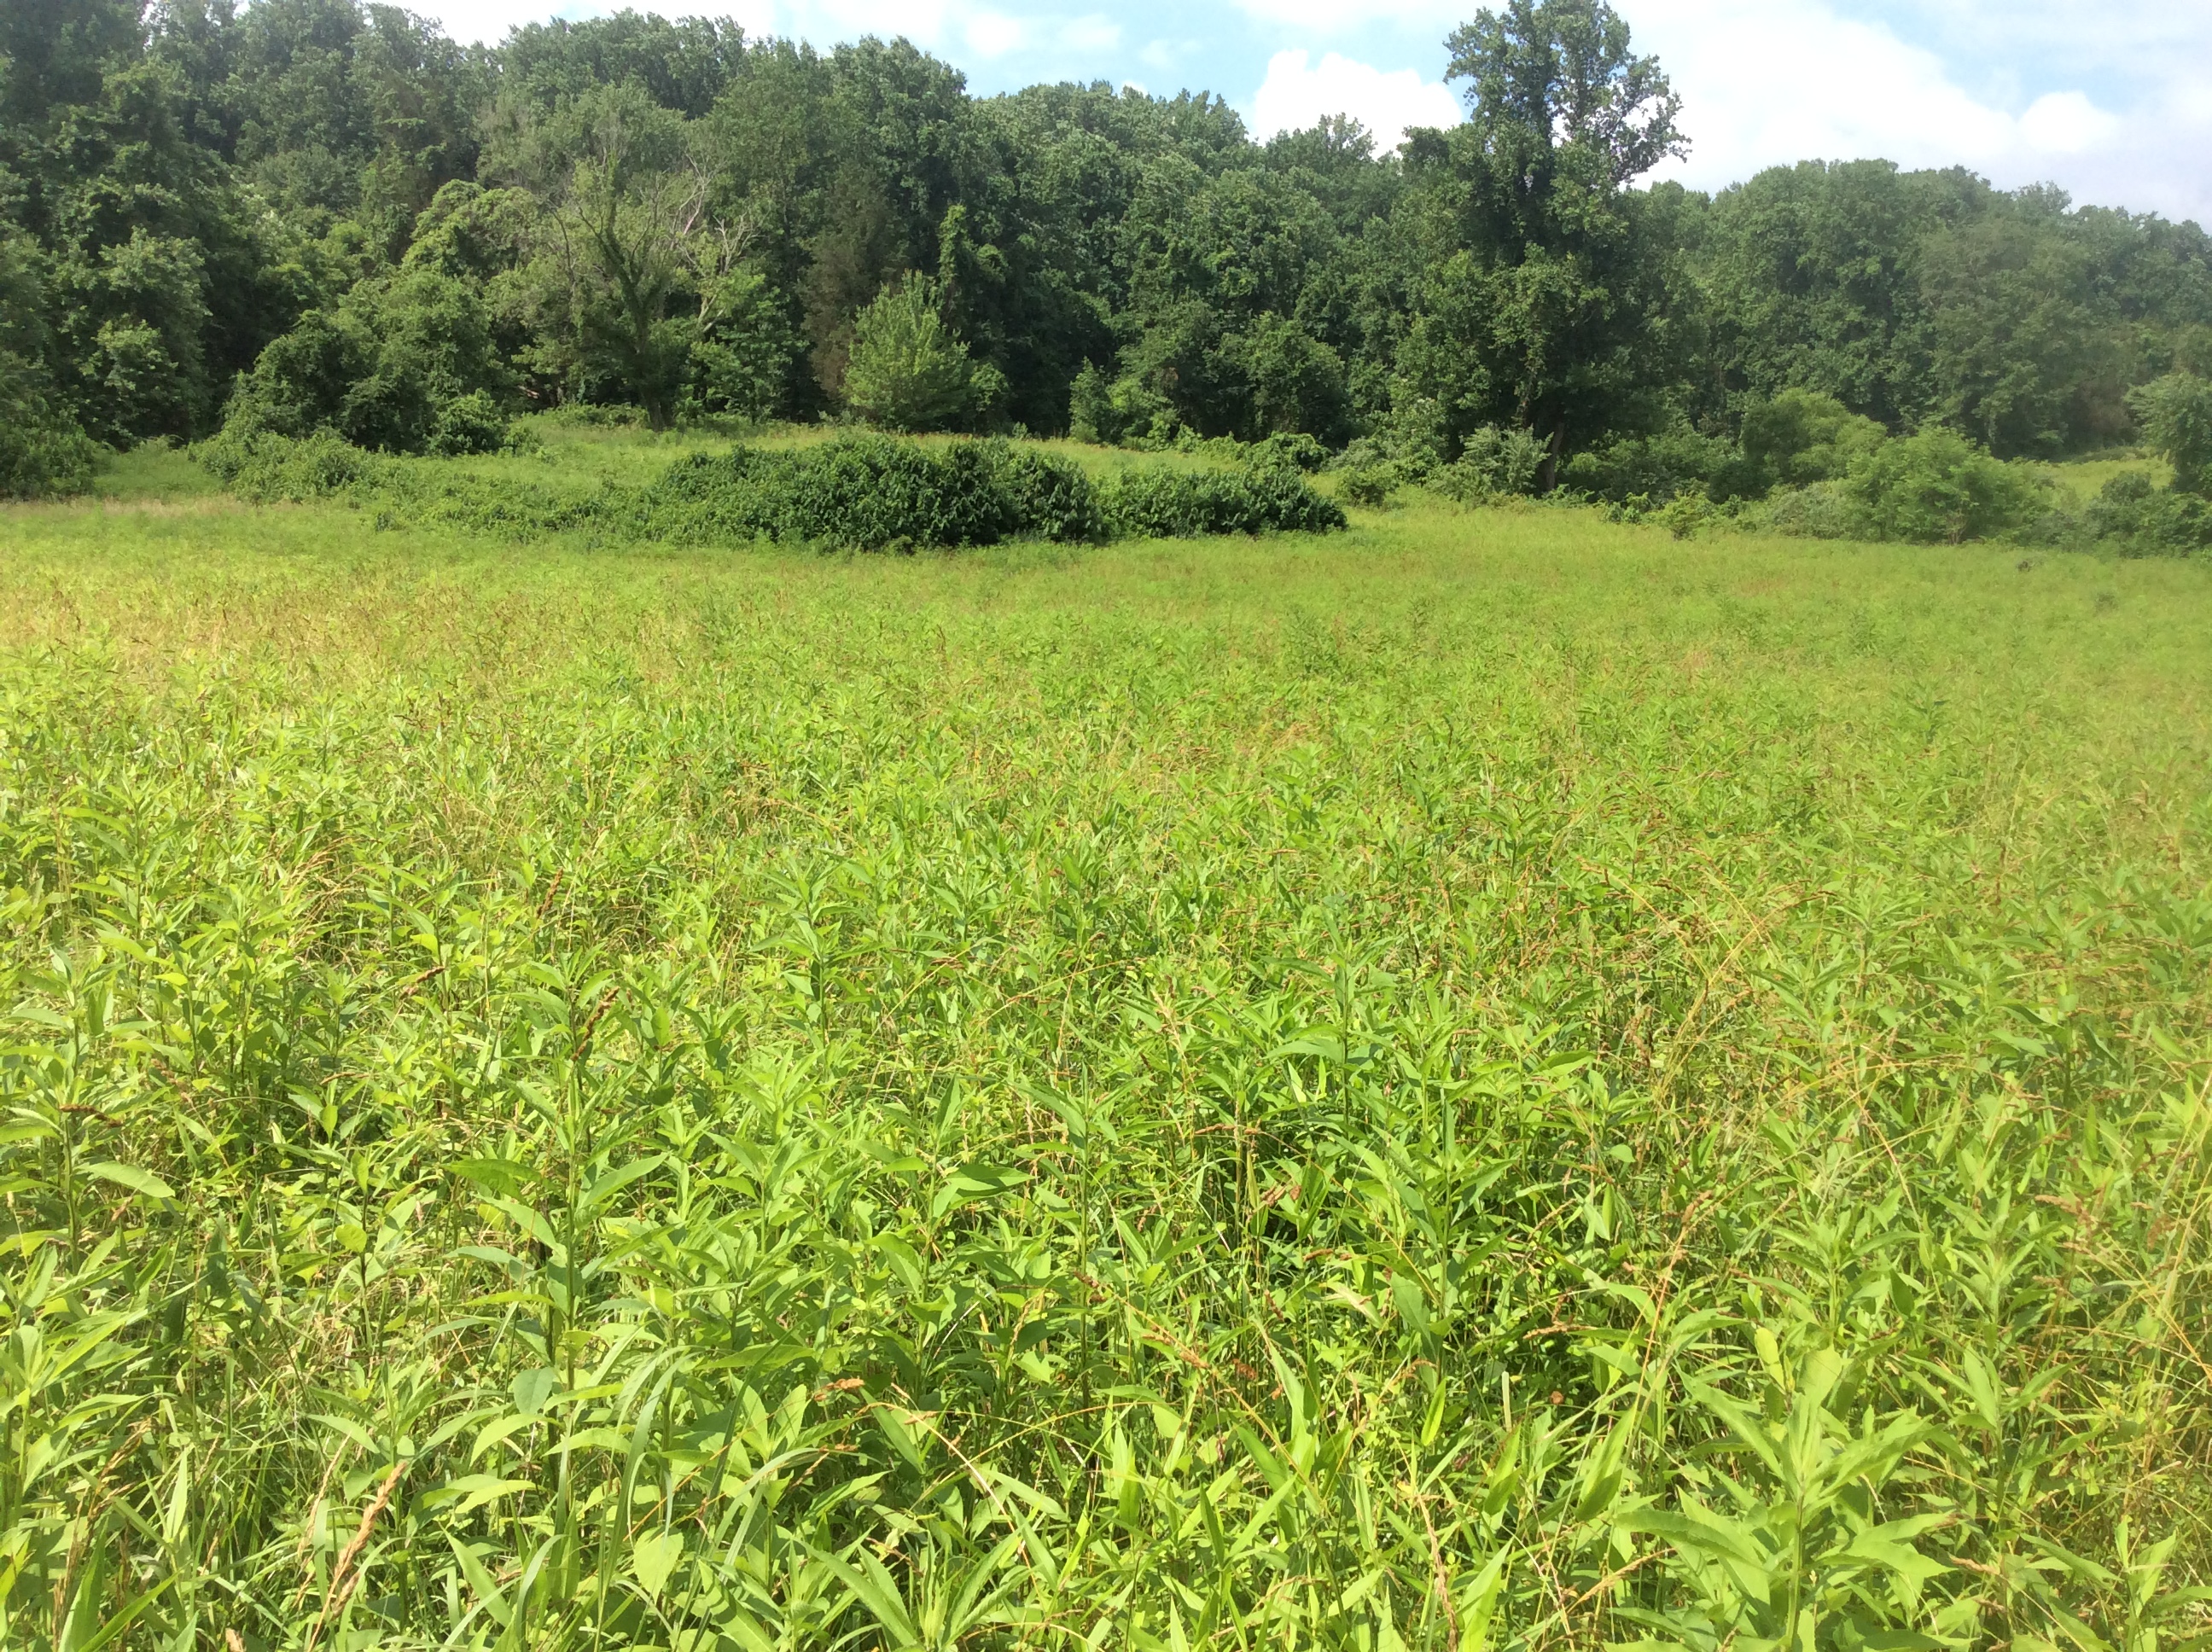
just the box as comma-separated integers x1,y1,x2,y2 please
3,0,2209,491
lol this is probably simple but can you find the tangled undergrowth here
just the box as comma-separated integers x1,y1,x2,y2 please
0,495,2207,1652
190,430,1348,550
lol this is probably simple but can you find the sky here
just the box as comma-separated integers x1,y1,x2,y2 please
414,0,2212,225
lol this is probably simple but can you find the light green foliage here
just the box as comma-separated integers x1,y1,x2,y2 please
1846,427,2048,544
1740,388,1888,488
1433,422,1551,500
0,453,2207,1649
842,277,1003,432
2127,372,2212,497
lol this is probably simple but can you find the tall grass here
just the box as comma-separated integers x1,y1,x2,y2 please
0,480,2207,1651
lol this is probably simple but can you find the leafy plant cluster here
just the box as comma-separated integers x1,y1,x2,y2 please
1553,387,2212,551
189,428,1348,549
0,517,2204,1649
645,436,1103,547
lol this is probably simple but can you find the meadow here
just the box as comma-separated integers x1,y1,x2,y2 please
1,434,2209,1652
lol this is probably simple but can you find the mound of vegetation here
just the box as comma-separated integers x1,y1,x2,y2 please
189,429,1348,549
649,438,1344,546
1097,458,1348,538
646,436,1103,547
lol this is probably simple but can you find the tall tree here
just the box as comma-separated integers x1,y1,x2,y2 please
1395,0,1687,479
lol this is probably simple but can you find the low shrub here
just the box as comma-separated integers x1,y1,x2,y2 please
2083,471,2212,556
1099,461,1347,538
1337,464,1397,507
1563,427,1748,503
192,431,1346,550
0,398,100,500
1739,390,1887,490
189,428,385,502
1754,482,1864,539
1846,428,2046,544
648,436,1103,549
1431,424,1549,502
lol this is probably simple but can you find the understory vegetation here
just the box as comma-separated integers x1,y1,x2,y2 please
0,470,2207,1649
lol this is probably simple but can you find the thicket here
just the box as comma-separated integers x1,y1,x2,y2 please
9,0,2212,503
190,428,1347,548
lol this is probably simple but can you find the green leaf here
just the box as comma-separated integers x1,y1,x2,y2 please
931,1161,1028,1219
583,1155,662,1213
632,1530,684,1600
84,1161,174,1201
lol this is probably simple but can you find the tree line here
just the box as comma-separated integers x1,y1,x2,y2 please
4,0,2211,498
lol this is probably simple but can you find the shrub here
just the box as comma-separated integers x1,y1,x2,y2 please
189,428,381,502
841,278,1002,433
1562,427,1741,504
0,359,100,499
1432,424,1548,502
223,269,515,457
1337,465,1397,507
1100,461,1346,538
1740,389,1887,489
1846,428,2046,543
2085,470,2212,556
648,436,1101,550
990,445,1105,542
2125,372,2212,496
1345,395,1451,480
1754,482,1864,540
1251,431,1328,473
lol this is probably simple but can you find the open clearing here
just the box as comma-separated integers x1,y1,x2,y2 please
3,453,2209,1650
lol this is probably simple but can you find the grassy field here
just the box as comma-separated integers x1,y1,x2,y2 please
2,438,2209,1652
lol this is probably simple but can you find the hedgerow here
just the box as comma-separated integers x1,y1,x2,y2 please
190,431,1347,549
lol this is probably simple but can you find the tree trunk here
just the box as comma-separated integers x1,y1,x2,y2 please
1540,423,1565,492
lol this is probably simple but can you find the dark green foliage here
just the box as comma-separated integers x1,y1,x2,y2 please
686,266,798,419
0,367,100,498
0,229,98,497
646,435,1100,547
1099,458,1347,538
1393,0,1688,473
1738,387,1887,487
222,265,514,453
1845,427,2046,543
1561,427,1742,503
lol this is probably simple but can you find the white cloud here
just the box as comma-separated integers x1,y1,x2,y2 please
1620,0,2209,219
1248,49,1462,153
963,9,1025,57
2017,90,2122,155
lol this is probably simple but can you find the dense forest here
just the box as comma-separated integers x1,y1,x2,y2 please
5,0,2212,507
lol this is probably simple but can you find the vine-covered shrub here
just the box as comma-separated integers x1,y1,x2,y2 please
189,431,1349,550
648,437,1100,547
650,438,1342,547
1098,461,1346,538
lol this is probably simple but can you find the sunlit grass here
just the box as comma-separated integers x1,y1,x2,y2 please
0,441,2207,1650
